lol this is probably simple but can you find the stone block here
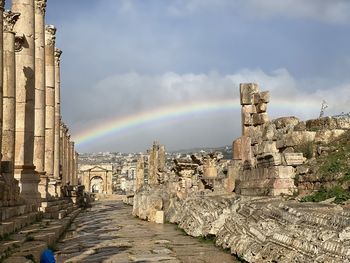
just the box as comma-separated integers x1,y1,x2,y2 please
283,153,305,166
155,210,165,224
315,129,345,144
258,141,278,155
306,117,337,130
259,91,270,103
242,110,253,126
242,105,257,114
273,117,300,129
256,103,267,113
241,136,252,162
268,166,295,179
256,153,282,167
240,83,259,105
253,113,269,126
284,131,316,147
232,138,243,160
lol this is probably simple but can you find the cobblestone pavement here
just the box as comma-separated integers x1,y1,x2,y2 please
56,200,237,263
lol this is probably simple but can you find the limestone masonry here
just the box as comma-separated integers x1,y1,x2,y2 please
0,1,83,262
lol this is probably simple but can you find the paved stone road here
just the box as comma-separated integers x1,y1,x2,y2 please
56,200,237,263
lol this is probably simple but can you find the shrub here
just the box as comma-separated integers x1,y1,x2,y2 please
301,185,350,204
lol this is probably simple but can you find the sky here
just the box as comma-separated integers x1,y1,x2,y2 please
25,0,350,153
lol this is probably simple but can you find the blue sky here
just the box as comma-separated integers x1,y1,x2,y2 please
22,0,350,152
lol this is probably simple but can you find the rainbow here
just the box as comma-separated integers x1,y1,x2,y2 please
73,97,321,147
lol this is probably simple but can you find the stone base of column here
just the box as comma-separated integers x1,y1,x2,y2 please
14,165,41,206
47,178,57,198
38,172,49,200
56,179,62,198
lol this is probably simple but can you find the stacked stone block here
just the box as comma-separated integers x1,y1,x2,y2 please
235,83,304,196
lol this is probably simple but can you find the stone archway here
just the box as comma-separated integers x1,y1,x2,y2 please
90,176,104,193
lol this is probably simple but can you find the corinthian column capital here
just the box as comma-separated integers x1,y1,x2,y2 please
3,11,20,33
45,25,56,46
35,0,47,15
54,48,63,65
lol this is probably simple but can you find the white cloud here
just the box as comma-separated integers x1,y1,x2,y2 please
168,0,350,24
72,68,350,152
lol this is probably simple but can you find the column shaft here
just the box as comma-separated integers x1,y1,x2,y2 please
2,11,19,175
53,48,62,180
33,0,46,174
12,0,40,203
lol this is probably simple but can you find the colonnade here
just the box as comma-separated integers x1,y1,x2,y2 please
0,0,78,209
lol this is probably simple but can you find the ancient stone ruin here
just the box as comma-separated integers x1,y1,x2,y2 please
130,83,350,262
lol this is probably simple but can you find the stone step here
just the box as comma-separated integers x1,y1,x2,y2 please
1,208,81,263
0,212,40,240
0,204,36,221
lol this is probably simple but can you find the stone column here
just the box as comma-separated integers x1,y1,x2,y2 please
2,11,19,175
44,25,56,196
69,141,75,185
34,0,46,174
34,0,49,199
0,1,4,167
59,122,65,184
12,0,40,204
53,48,62,181
2,10,21,206
67,135,71,184
135,155,144,191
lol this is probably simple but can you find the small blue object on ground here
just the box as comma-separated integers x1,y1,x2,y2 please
40,249,56,263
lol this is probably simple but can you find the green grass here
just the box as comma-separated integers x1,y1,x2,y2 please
301,185,350,204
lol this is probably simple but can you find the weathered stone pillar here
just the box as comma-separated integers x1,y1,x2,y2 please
2,11,19,176
44,25,56,196
67,135,71,184
135,155,144,191
2,10,21,206
34,0,46,173
12,0,40,204
53,48,62,181
0,1,4,166
34,0,49,199
59,122,65,184
61,125,69,185
69,141,75,185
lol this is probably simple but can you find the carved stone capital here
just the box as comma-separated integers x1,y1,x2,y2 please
3,11,20,33
54,48,63,65
15,34,25,52
35,0,47,15
45,25,56,47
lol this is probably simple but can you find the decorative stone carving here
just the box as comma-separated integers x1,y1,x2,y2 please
0,0,4,11
3,11,20,33
45,25,56,46
14,33,25,52
54,48,62,65
35,0,47,15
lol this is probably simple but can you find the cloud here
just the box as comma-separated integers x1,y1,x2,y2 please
168,0,350,24
71,68,350,152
